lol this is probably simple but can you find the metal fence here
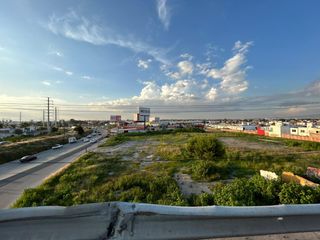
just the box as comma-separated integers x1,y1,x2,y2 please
1,202,320,240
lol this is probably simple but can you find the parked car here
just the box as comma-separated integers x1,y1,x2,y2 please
0,141,8,145
20,155,37,163
90,138,97,143
83,138,89,142
52,144,63,150
68,137,77,143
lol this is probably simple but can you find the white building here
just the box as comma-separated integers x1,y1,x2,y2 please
267,122,292,137
149,117,160,123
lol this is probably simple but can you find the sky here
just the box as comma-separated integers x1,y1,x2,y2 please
1,0,320,120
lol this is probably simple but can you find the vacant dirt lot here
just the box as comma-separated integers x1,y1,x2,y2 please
218,137,288,151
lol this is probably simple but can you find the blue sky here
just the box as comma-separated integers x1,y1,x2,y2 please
1,0,320,120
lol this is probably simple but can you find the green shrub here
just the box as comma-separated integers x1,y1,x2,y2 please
279,183,319,204
186,136,225,161
191,161,222,181
188,193,215,206
213,175,281,206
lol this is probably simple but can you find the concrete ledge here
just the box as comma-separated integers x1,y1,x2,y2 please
1,202,320,240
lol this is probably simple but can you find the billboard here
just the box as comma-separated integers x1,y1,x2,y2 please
139,107,150,116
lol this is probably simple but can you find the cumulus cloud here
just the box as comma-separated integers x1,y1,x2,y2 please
46,10,170,64
65,71,73,76
157,0,171,30
106,41,253,108
206,41,253,94
164,60,194,80
137,59,152,69
206,87,218,101
178,61,193,75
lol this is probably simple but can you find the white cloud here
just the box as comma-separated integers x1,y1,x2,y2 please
52,66,63,72
164,60,193,80
81,75,93,80
103,41,253,107
206,41,253,94
51,65,73,76
133,81,161,100
180,53,193,61
41,81,51,86
157,0,171,30
177,60,193,75
46,10,170,64
55,80,63,84
206,87,218,101
137,59,152,69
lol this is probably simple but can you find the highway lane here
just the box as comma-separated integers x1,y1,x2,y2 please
0,138,105,208
0,140,92,181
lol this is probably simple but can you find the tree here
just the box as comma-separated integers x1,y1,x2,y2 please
14,129,23,135
186,135,225,161
74,125,84,135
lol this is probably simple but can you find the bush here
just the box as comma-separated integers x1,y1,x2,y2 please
279,183,319,204
213,175,281,206
191,161,222,181
188,193,215,206
186,136,225,161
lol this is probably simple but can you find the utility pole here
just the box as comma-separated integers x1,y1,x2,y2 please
47,97,50,133
43,109,45,127
54,107,57,127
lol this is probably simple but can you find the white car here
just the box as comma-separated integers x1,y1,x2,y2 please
83,138,89,142
52,144,63,150
90,138,97,143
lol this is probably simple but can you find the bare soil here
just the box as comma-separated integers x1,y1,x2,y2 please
218,137,288,151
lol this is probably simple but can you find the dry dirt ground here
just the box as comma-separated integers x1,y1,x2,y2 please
97,140,214,195
174,173,212,196
218,137,289,151
95,140,164,168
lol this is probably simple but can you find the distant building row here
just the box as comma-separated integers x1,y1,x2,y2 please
206,121,320,142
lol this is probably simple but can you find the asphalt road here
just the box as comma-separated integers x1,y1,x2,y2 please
0,137,105,209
